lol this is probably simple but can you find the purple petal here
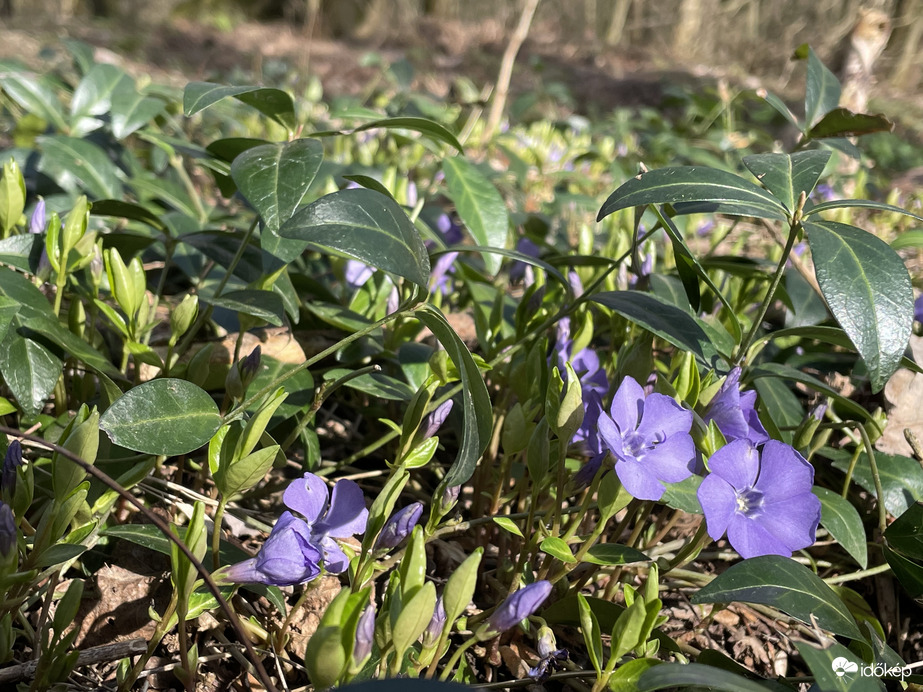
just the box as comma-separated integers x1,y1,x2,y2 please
314,479,368,538
609,376,644,433
375,502,423,550
753,441,814,504
636,394,692,440
726,513,794,559
224,557,273,585
354,605,376,663
487,581,552,632
345,260,374,288
915,294,923,324
316,535,351,573
597,412,625,458
640,433,696,483
697,474,737,541
29,199,46,235
707,439,759,490
615,459,668,501
574,451,606,487
422,400,453,439
0,502,15,556
283,473,330,523
757,493,821,553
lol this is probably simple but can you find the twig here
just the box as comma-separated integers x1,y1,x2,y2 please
0,639,147,684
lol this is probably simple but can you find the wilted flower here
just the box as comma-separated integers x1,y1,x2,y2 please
240,346,261,387
353,605,376,665
1,441,23,497
374,502,423,550
527,625,569,681
697,439,821,559
0,502,15,558
703,367,770,444
598,376,696,501
225,473,368,586
480,581,552,637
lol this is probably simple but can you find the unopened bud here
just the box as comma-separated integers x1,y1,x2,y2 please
0,502,15,560
353,605,375,666
422,596,446,648
1,441,22,499
421,400,453,440
478,581,552,639
375,502,423,550
170,294,198,344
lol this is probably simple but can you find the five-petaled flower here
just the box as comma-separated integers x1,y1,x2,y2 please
224,473,368,586
697,439,821,559
703,367,770,444
598,376,695,501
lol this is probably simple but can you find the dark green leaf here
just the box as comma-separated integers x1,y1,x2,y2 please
598,167,787,222
416,304,491,486
33,543,88,568
0,266,54,319
883,545,923,599
202,289,285,326
830,451,923,518
280,188,430,288
323,367,414,401
758,90,800,128
25,316,123,379
247,356,313,419
805,47,841,128
750,362,871,422
110,91,167,139
661,475,704,514
353,116,463,152
341,174,396,200
805,199,923,224
231,139,324,262
0,318,63,415
0,296,19,345
690,555,863,639
442,156,508,275
0,234,43,273
180,231,264,283
0,73,68,131
591,291,723,367
37,135,123,199
183,82,296,130
91,199,167,231
638,663,774,692
583,543,649,566
805,221,913,393
742,150,831,213
753,376,801,444
100,378,221,456
814,486,868,569
130,175,198,219
808,109,893,140
886,503,923,560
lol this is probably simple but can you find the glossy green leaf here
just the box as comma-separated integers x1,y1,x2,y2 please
830,451,923,518
885,503,923,560
280,188,430,288
0,73,68,131
0,266,54,319
813,486,868,569
591,291,723,367
541,536,576,563
25,316,122,379
442,156,508,275
583,543,649,566
690,555,862,639
323,368,414,401
341,174,396,200
805,221,913,393
638,663,779,692
805,199,923,223
202,289,285,326
795,641,883,692
805,47,841,128
742,150,830,213
808,108,893,140
577,594,603,674
883,545,923,599
598,167,787,222
661,475,703,514
91,199,167,231
0,296,19,346
110,91,167,139
0,234,42,273
416,304,492,486
37,135,123,199
0,318,63,415
354,116,463,152
230,139,324,262
100,378,221,455
183,82,296,130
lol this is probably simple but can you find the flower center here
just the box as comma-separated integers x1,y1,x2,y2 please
735,488,764,515
622,431,647,457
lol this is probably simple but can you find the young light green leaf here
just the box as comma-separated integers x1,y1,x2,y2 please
691,555,862,639
392,581,436,661
215,445,278,499
443,548,482,625
813,486,868,569
577,593,603,674
540,536,576,563
492,516,524,538
804,221,913,393
583,544,650,566
442,156,508,275
100,379,221,455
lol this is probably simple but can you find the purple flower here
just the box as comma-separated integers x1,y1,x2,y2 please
283,473,369,573
483,581,552,636
0,502,14,557
697,439,821,559
915,294,923,324
429,214,462,295
510,237,540,285
224,511,323,586
528,625,568,681
421,400,453,440
374,502,423,550
1,440,23,497
345,260,374,289
29,199,46,234
703,368,770,444
598,376,695,501
353,605,376,664
423,596,446,647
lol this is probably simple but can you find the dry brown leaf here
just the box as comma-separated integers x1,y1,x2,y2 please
878,335,923,457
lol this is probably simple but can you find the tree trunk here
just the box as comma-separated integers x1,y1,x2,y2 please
889,0,923,89
604,0,633,46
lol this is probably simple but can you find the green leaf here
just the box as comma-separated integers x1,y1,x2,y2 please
808,108,893,140
660,475,703,514
577,594,603,674
279,188,430,288
610,659,661,692
829,451,923,518
110,91,167,139
37,135,123,199
201,289,285,326
583,544,649,566
25,315,123,379
795,641,884,692
354,116,463,153
591,291,723,367
598,167,787,222
690,555,863,639
886,503,923,559
70,63,134,128
323,367,414,401
813,486,868,569
443,548,482,625
442,156,509,275
891,229,923,251
804,221,913,393
183,82,296,130
883,545,923,599
749,363,872,424
0,296,19,346
0,266,55,319
230,139,324,262
805,199,923,224
91,199,167,231
0,320,63,415
638,663,779,692
100,378,221,455
0,73,68,131
392,581,436,660
742,151,831,213
215,445,277,499
805,47,841,128
416,304,492,486
492,516,523,537
541,536,576,563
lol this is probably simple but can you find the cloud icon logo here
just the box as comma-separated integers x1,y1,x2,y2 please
832,657,859,677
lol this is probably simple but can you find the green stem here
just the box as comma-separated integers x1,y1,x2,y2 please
840,446,863,498
823,562,892,585
437,635,478,681
212,499,227,571
857,423,889,535
118,592,178,692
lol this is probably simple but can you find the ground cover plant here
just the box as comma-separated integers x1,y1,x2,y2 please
0,34,922,692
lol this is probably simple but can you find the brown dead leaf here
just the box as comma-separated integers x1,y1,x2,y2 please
877,335,923,457
286,576,342,660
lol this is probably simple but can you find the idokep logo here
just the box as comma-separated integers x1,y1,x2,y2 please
831,655,912,681
831,657,858,677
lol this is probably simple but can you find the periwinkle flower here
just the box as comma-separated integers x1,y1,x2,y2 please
481,581,552,637
703,367,770,444
598,376,695,501
345,260,374,289
697,439,821,559
224,511,323,586
374,502,423,550
29,199,46,234
423,596,446,647
915,294,923,324
510,237,540,285
528,625,568,681
1,441,23,497
421,399,453,440
429,214,462,295
0,502,14,557
353,605,376,665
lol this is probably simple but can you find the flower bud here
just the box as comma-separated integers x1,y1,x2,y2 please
478,581,552,639
353,604,375,666
375,502,423,550
240,346,262,390
170,294,199,345
0,502,15,560
422,596,446,648
1,440,22,499
421,400,453,440
29,198,46,235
